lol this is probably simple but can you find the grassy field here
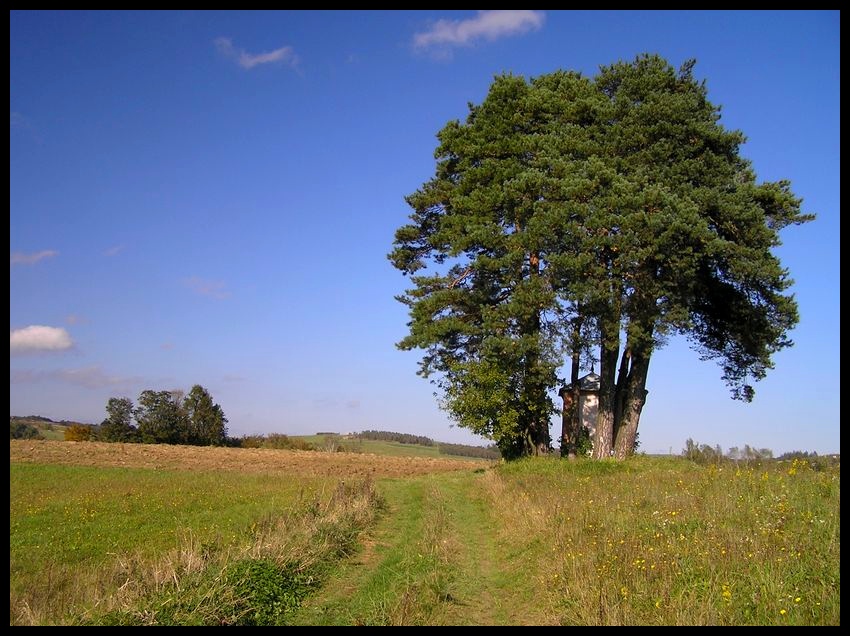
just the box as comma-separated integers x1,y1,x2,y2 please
10,417,70,441
296,434,475,459
9,441,840,625
10,463,324,624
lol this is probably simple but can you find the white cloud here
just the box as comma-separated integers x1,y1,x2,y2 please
10,365,142,389
413,10,545,53
104,244,125,257
183,276,231,300
215,37,299,70
10,250,58,266
10,326,74,354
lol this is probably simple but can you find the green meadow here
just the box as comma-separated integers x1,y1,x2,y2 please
10,446,840,626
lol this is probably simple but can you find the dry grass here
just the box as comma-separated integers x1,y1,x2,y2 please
10,439,485,478
481,457,840,625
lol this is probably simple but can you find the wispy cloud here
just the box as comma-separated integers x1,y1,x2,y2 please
65,314,87,326
183,276,231,300
160,342,175,351
104,244,125,257
10,325,74,354
214,37,299,70
10,365,142,390
413,10,545,56
10,250,58,266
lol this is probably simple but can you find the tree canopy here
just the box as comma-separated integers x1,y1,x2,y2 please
100,397,138,442
390,54,812,459
100,385,227,447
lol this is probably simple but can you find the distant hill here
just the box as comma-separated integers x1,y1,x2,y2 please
10,415,89,441
11,415,89,427
8,418,501,461
294,431,501,460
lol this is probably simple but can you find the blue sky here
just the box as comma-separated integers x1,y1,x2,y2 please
10,11,839,454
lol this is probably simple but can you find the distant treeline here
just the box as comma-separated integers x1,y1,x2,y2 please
355,430,500,459
11,415,55,423
239,433,315,451
682,439,838,470
10,415,85,426
44,386,230,447
355,430,435,446
437,443,501,460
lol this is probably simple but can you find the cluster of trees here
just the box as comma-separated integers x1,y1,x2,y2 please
355,430,436,446
683,438,773,465
777,450,824,461
437,442,501,460
98,385,228,446
239,433,315,451
391,54,810,460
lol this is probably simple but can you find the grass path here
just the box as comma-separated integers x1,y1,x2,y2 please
292,469,528,626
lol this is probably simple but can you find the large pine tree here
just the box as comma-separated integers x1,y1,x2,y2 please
391,55,812,459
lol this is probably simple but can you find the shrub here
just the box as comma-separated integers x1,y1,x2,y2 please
238,434,315,451
226,559,314,626
64,424,93,442
10,422,42,440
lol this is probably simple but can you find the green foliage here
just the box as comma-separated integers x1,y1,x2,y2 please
240,433,316,451
10,421,42,439
357,430,436,446
100,397,138,442
183,384,228,446
437,442,500,460
574,425,593,457
684,439,777,465
134,390,187,444
227,559,314,625
101,385,227,447
391,54,811,460
683,438,725,465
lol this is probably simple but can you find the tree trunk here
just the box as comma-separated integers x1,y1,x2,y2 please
524,249,550,457
592,317,619,459
531,422,551,456
612,346,631,443
560,388,577,459
560,317,583,459
613,351,651,459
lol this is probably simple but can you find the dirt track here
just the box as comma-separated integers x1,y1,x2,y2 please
9,440,484,479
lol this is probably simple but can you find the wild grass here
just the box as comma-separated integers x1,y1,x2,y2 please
9,463,382,625
485,456,840,625
10,448,839,625
291,476,464,626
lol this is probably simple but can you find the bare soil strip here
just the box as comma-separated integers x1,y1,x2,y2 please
9,440,485,479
